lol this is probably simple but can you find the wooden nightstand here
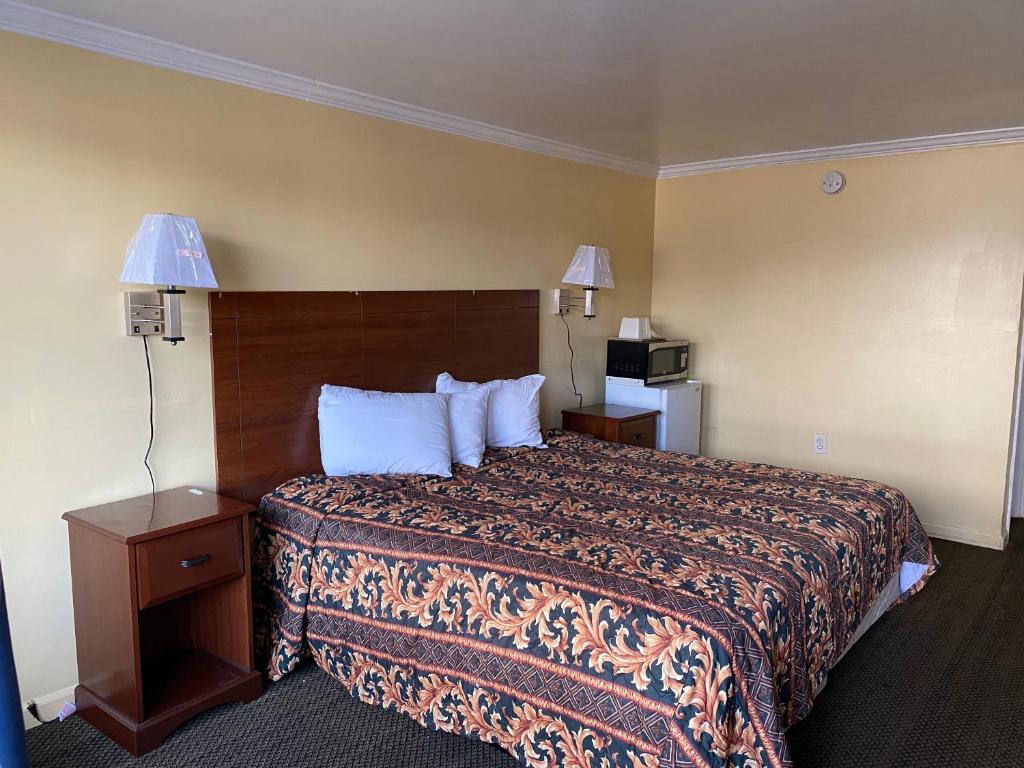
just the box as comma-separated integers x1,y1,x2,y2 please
62,487,262,755
561,403,660,448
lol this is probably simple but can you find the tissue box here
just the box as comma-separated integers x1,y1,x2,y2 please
619,317,653,339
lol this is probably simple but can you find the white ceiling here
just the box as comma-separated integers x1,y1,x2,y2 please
7,0,1024,169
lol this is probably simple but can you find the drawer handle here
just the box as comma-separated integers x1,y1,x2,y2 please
180,554,212,569
632,433,644,441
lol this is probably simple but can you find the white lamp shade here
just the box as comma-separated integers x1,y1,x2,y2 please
562,245,614,288
119,214,218,288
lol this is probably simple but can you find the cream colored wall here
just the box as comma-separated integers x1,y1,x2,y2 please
0,31,654,711
653,145,1024,549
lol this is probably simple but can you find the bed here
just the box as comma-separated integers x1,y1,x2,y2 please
209,290,935,768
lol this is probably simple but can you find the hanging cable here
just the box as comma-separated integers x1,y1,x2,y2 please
142,336,156,516
560,313,583,408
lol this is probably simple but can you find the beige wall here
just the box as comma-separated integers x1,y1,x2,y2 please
653,146,1024,549
0,32,654,710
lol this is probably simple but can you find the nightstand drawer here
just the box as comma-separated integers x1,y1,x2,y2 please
562,404,660,448
617,416,655,448
136,519,243,608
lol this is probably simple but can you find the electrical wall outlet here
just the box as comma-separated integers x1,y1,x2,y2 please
813,432,828,454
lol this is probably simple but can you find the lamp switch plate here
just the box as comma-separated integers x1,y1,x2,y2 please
547,288,569,315
128,320,162,336
124,291,164,336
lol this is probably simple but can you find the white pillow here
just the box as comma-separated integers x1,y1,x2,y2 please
447,387,489,467
436,372,545,449
318,385,452,477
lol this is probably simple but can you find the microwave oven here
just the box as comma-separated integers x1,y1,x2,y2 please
606,338,689,384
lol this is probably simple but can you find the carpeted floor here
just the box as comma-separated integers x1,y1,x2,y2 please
26,522,1024,767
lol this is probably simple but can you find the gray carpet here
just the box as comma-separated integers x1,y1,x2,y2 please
26,522,1024,767
787,522,1024,767
25,663,514,768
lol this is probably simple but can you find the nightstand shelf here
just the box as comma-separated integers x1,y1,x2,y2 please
63,487,262,756
141,648,248,720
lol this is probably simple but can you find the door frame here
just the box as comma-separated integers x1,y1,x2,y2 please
1005,308,1024,533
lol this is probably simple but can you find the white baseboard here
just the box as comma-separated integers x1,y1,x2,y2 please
925,522,1007,550
21,684,76,730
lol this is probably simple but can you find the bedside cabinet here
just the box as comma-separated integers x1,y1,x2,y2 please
62,487,262,755
561,403,660,448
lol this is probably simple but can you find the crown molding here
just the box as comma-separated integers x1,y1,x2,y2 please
3,0,1022,181
0,0,660,178
658,126,1024,178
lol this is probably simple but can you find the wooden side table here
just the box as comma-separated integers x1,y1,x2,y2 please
561,403,660,448
62,487,262,755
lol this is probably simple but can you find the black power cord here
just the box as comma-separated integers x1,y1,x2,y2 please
559,313,583,408
142,336,156,518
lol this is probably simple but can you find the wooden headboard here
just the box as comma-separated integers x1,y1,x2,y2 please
209,290,539,504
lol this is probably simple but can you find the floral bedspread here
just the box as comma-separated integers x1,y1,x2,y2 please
253,429,935,768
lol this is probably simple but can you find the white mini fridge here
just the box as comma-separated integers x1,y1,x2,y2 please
605,377,702,454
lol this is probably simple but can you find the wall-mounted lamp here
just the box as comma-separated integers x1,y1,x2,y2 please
119,214,219,345
549,244,614,319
